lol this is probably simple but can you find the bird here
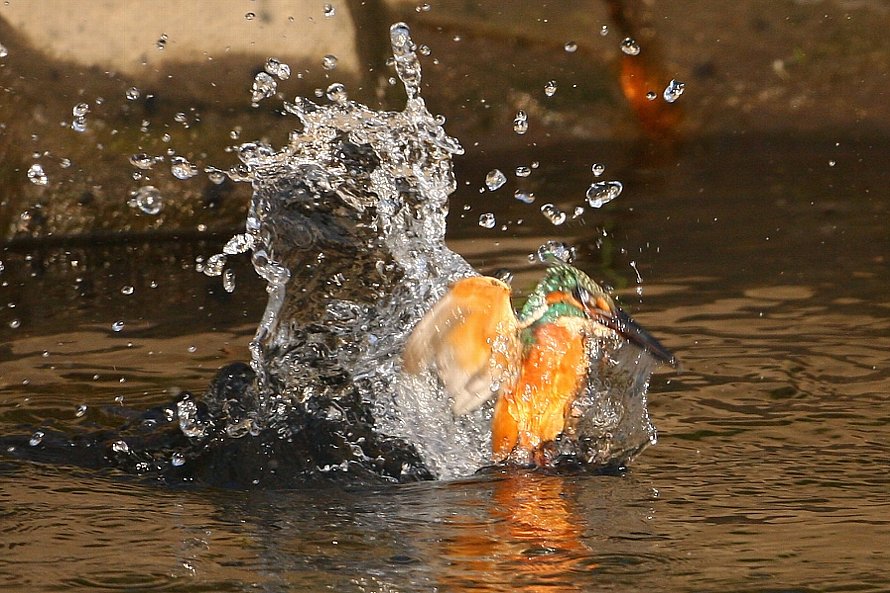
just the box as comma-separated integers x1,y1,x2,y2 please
402,263,676,465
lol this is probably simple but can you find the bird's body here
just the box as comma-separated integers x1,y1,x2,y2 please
403,264,675,464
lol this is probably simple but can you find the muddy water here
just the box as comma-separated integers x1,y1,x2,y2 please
1,132,888,591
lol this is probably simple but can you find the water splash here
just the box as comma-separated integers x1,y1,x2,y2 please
201,23,481,478
189,22,659,481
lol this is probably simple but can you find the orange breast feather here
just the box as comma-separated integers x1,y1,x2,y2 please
491,322,588,461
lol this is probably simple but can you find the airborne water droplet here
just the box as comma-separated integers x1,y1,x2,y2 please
129,153,157,169
171,451,186,467
203,253,227,277
129,185,163,215
29,430,45,447
540,203,567,225
112,320,125,332
663,79,686,103
252,71,277,104
322,54,338,70
0,44,8,58
156,34,168,50
170,156,198,179
112,440,130,454
515,166,531,178
544,80,557,97
223,268,236,293
75,404,88,417
121,285,134,295
512,110,528,135
126,87,141,100
27,163,48,186
478,213,496,229
72,102,90,117
620,37,641,55
586,180,623,208
485,169,506,191
591,163,605,176
245,11,256,20
514,190,535,204
265,57,291,80
564,41,578,53
325,82,348,103
323,3,335,17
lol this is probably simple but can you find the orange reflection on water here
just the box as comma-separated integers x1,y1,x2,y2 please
437,472,592,592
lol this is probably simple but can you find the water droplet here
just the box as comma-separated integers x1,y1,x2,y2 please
591,163,605,176
157,34,168,50
170,156,198,179
252,71,277,104
325,82,348,103
828,160,836,167
416,3,431,11
544,80,557,97
646,91,657,101
323,3,335,17
223,268,236,293
27,163,48,185
173,112,188,125
245,11,256,20
586,180,623,208
126,87,141,100
223,233,255,255
29,431,45,447
322,54,338,70
59,158,71,168
204,166,227,184
514,190,535,204
177,398,207,439
540,203,566,225
573,205,585,218
513,110,528,135
600,25,609,36
129,153,157,169
203,253,227,277
187,345,197,353
121,285,134,296
515,166,531,178
75,404,88,417
171,452,186,467
9,318,21,329
0,44,7,58
128,185,163,215
72,102,90,117
485,169,506,191
111,440,130,454
478,213,496,228
111,320,125,332
663,79,685,103
265,57,291,80
536,241,575,264
620,37,641,56
564,41,578,53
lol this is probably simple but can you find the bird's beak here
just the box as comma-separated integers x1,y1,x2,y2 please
603,307,678,367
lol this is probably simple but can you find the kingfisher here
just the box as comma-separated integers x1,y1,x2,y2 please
403,263,676,465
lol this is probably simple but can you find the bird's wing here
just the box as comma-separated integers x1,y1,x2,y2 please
403,276,521,415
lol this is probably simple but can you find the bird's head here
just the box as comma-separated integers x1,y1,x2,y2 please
520,264,677,367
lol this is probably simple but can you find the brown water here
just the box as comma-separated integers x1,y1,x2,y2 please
2,133,888,591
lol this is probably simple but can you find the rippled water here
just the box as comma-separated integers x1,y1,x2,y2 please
3,133,888,591
2,17,890,593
